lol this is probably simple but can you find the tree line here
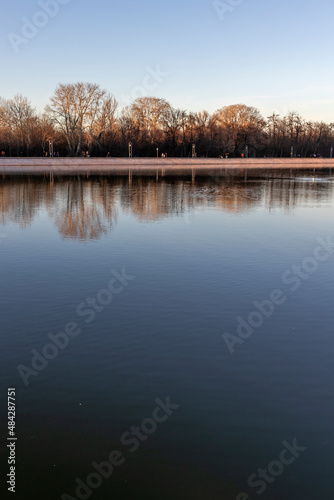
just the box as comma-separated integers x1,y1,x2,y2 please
0,83,333,158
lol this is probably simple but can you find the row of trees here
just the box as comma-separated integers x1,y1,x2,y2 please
1,83,333,158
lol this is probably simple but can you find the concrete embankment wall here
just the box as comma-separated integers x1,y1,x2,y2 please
0,158,333,175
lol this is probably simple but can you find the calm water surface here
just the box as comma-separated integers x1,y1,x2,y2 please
1,170,333,500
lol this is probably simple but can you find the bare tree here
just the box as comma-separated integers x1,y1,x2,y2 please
213,104,266,156
34,114,57,156
6,94,37,156
267,112,281,157
119,106,140,150
130,97,170,147
85,94,118,154
45,83,117,156
161,107,187,151
0,98,10,154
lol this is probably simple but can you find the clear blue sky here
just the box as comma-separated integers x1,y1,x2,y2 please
1,0,334,121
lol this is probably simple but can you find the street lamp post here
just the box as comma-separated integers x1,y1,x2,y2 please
192,144,196,158
128,142,132,158
156,148,159,158
245,145,249,159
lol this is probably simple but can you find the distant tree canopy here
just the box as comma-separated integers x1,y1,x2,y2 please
0,84,333,158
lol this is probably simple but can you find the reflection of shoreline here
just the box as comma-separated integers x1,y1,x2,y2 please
0,175,333,239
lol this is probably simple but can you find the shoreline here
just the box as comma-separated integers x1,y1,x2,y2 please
0,157,333,175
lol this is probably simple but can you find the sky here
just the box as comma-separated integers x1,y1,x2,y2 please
1,0,334,121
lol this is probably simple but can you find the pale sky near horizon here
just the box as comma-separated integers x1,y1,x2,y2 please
1,0,334,121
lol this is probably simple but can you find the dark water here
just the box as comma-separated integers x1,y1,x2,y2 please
1,171,333,500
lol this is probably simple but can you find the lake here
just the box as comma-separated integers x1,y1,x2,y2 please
1,170,333,500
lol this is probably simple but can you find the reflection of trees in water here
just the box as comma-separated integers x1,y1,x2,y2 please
0,177,118,240
0,174,333,239
261,177,334,210
48,179,118,240
0,181,55,227
120,178,202,221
